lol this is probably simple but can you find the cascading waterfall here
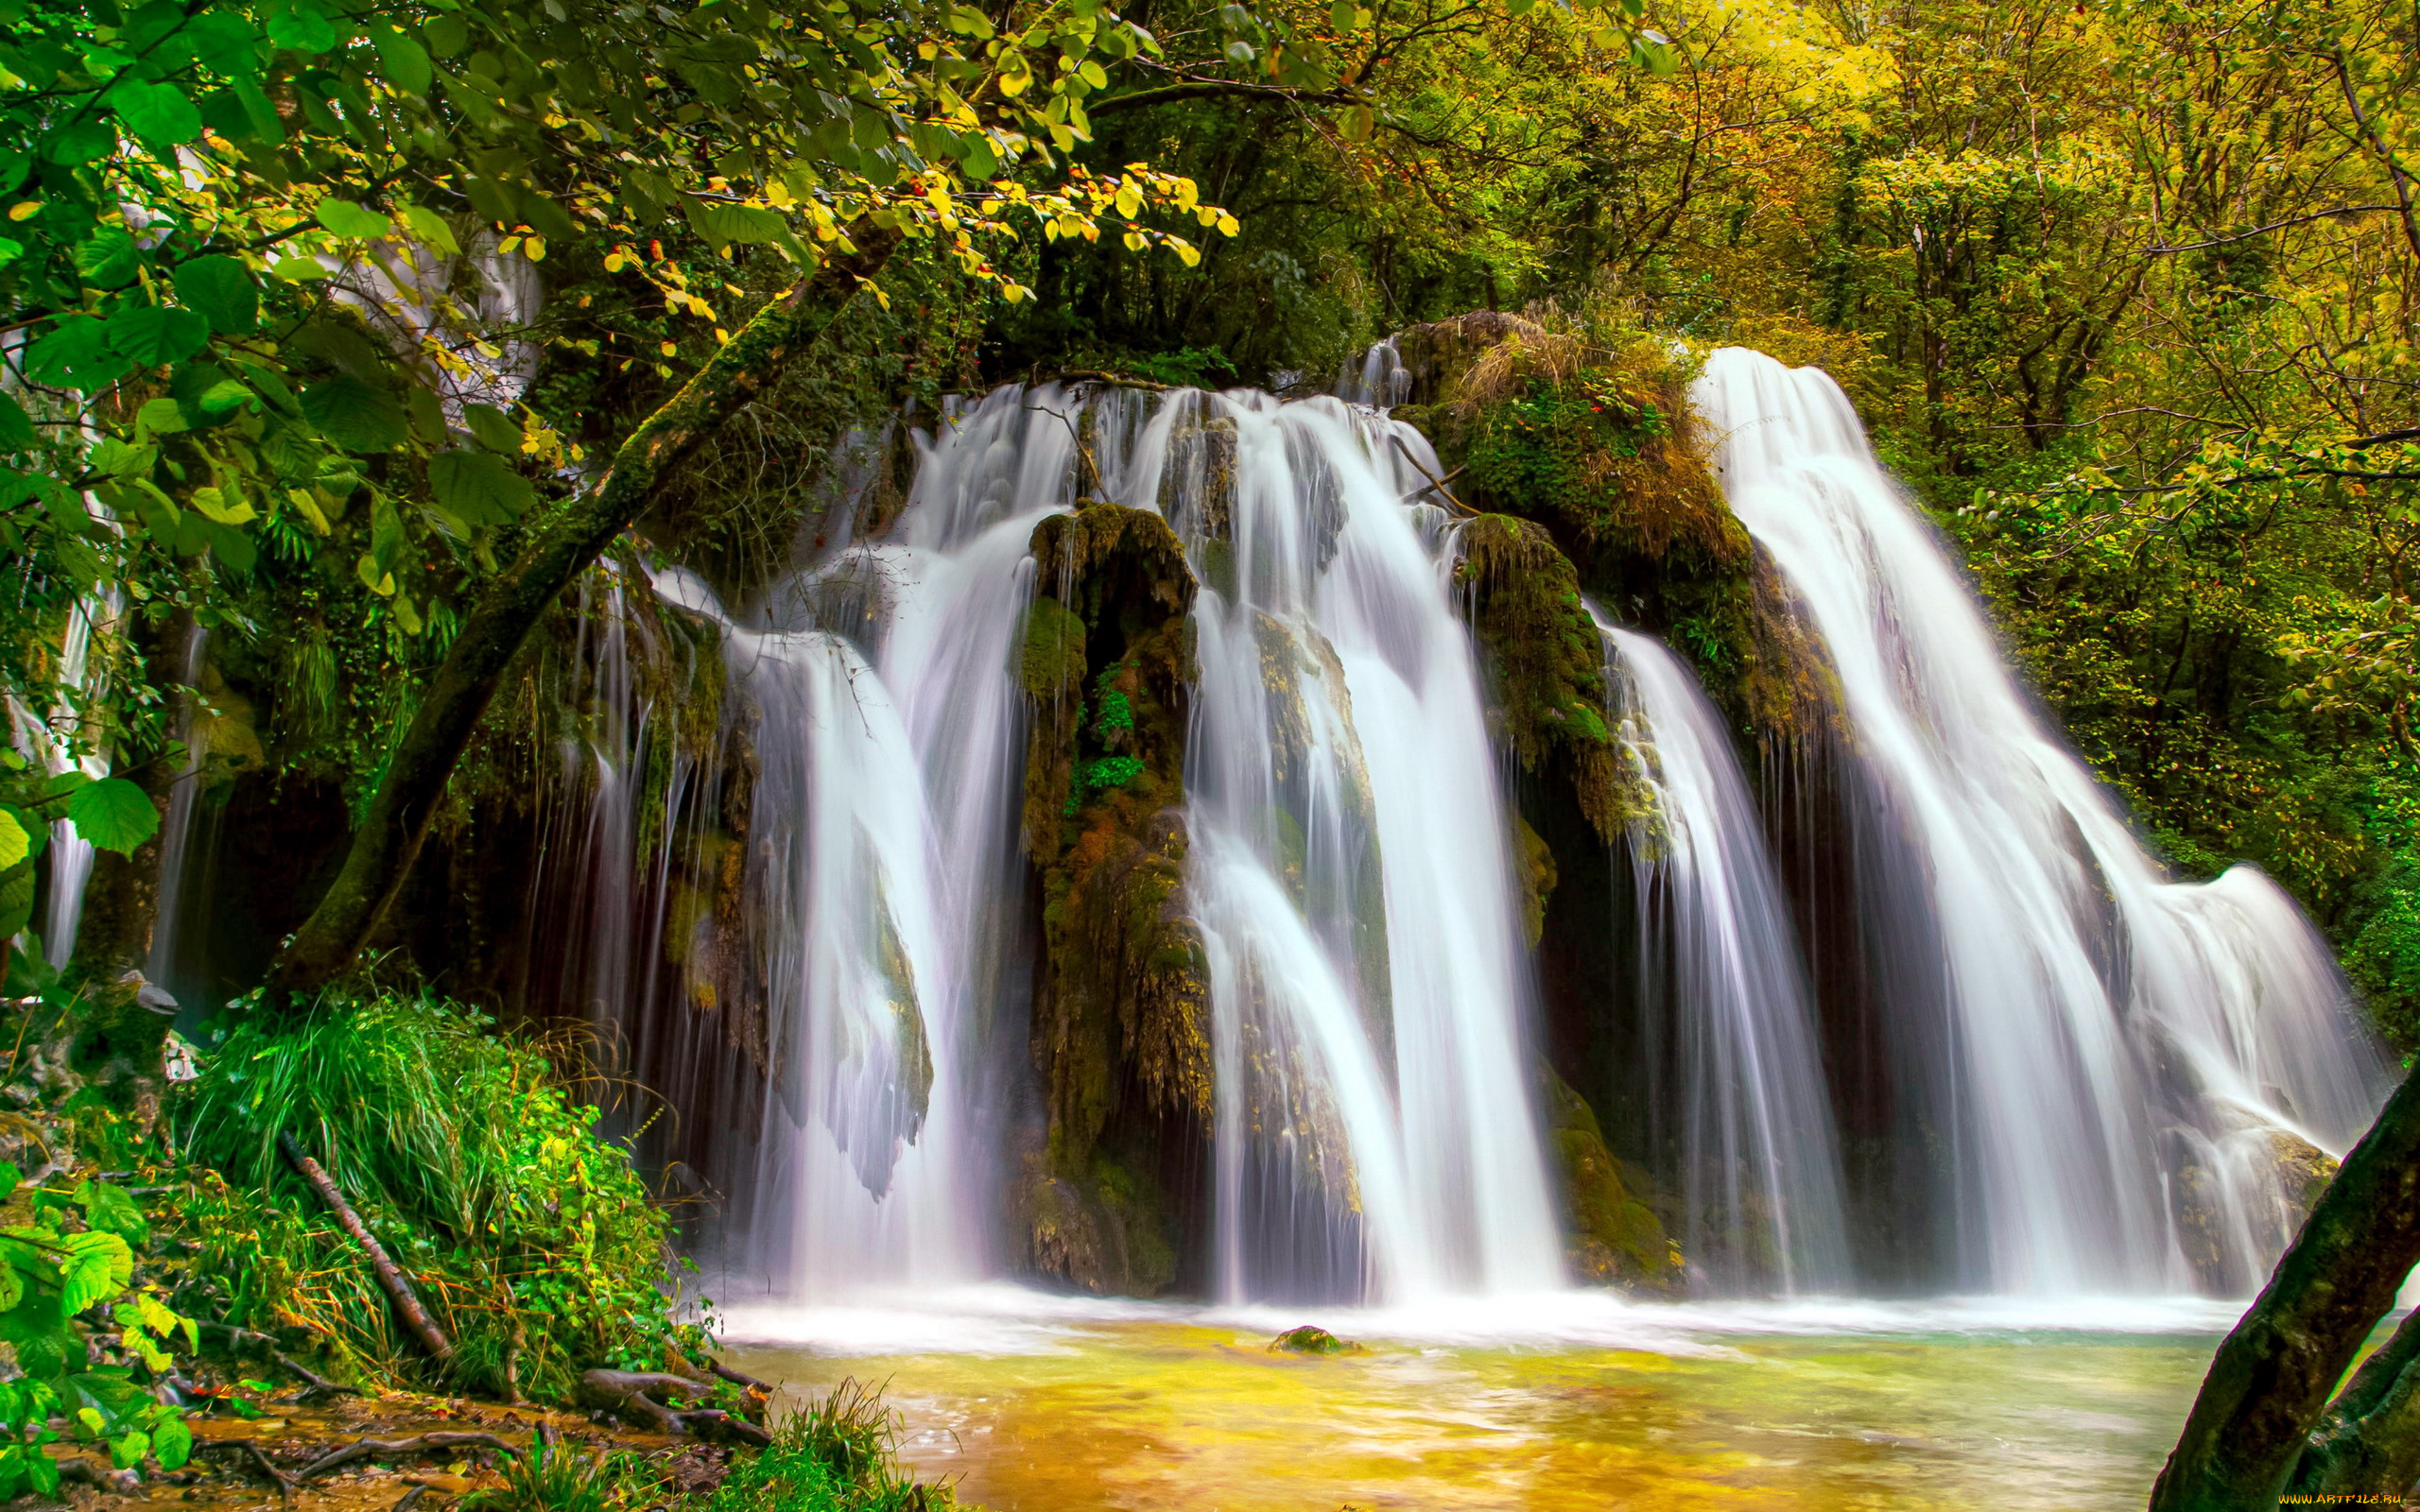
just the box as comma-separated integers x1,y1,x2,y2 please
1179,391,1563,1302
653,378,1563,1304
1693,347,2392,1294
1600,618,1851,1296
562,338,2384,1313
673,384,1122,1294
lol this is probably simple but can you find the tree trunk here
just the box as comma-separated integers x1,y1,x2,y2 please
261,231,898,1008
2149,1068,2420,1511
2285,1304,2420,1499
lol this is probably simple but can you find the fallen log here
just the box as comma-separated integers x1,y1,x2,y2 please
198,1439,297,1500
707,1359,775,1395
56,1455,139,1494
276,1133,455,1367
296,1431,515,1481
577,1368,770,1444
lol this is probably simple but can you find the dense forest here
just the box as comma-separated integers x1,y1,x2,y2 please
2,0,2418,1505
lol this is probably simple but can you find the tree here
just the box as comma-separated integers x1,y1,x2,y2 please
2150,1067,2420,1509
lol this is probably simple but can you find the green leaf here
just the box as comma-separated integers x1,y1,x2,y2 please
197,515,257,573
317,199,392,240
463,404,521,454
0,812,25,873
72,1184,146,1247
106,307,211,368
372,27,433,94
300,376,408,453
0,395,32,451
107,80,201,146
86,438,157,481
64,779,158,856
0,868,28,948
107,1430,147,1470
149,1415,190,1471
1340,103,1374,142
135,398,190,439
267,1,337,53
0,1164,20,1196
73,227,139,290
43,121,115,167
172,256,259,335
26,319,131,391
58,1232,133,1311
0,1261,23,1315
427,450,536,525
684,198,786,249
0,810,40,863
24,1444,56,1495
399,204,460,256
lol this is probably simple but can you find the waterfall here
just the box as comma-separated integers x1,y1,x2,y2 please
1180,391,1563,1301
144,624,212,1002
1692,347,2392,1295
1601,620,1852,1296
662,378,1563,1304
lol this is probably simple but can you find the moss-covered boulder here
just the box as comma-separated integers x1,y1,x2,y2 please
1269,1325,1365,1355
1544,1067,1685,1293
1019,501,1208,1297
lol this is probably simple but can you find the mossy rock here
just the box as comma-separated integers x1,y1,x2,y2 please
1543,1066,1684,1294
1022,1151,1180,1297
1456,512,1642,843
1269,1325,1365,1356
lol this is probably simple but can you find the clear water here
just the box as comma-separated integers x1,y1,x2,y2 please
720,1291,2285,1511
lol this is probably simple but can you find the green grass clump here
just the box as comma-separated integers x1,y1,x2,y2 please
174,987,711,1401
464,1437,660,1512
702,1381,958,1512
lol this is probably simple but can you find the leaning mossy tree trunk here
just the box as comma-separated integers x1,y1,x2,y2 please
2149,1068,2420,1510
263,232,898,1010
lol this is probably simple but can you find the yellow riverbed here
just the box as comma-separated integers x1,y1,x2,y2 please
720,1291,2246,1510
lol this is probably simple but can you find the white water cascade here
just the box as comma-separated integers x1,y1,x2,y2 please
665,385,1115,1296
1693,348,2392,1294
663,378,1564,1304
1602,620,1852,1296
1182,391,1563,1302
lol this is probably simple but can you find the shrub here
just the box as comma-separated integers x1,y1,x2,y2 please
175,988,710,1400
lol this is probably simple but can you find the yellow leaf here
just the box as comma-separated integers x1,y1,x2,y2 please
1115,183,1143,218
8,202,38,222
285,489,330,535
190,486,255,525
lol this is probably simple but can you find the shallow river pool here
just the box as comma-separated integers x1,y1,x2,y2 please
718,1290,2288,1511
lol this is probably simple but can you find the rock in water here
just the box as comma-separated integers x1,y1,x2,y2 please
1269,1326,1361,1355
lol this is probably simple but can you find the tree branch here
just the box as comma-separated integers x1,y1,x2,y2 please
1088,78,1354,118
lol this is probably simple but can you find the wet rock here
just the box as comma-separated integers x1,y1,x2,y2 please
1269,1326,1363,1356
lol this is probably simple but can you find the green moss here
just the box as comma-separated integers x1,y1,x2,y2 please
1541,1066,1684,1293
1456,513,1639,842
1269,1325,1365,1355
1021,593,1087,702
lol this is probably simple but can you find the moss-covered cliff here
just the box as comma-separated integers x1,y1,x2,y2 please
1017,501,1210,1297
